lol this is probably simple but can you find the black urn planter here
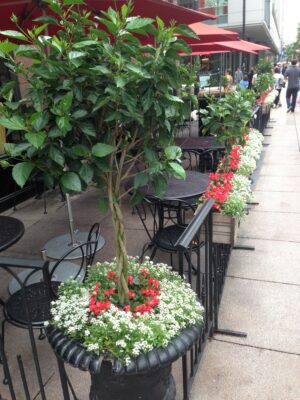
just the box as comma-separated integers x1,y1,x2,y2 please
47,324,202,400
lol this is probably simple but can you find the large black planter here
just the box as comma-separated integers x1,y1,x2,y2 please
47,324,202,400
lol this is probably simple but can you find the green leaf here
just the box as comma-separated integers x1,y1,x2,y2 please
0,41,18,54
72,144,90,157
134,172,149,189
32,111,49,131
34,23,49,36
15,44,40,56
126,17,154,31
98,197,109,214
63,0,84,4
0,116,26,131
92,143,114,158
152,175,167,198
3,143,16,156
0,30,27,41
90,65,111,75
68,51,86,60
125,64,151,78
60,172,82,193
25,132,46,149
73,40,99,49
59,91,73,113
56,116,72,133
34,16,58,25
49,146,65,167
169,162,186,179
79,164,93,184
92,97,110,113
72,109,88,119
12,162,34,188
174,24,199,40
80,122,96,137
48,127,63,138
165,146,181,160
165,94,184,103
43,172,55,189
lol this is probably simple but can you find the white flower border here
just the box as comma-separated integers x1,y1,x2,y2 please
48,257,204,365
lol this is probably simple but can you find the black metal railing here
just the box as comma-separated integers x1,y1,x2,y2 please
174,198,215,400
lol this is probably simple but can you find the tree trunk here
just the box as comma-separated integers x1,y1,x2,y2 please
107,172,129,304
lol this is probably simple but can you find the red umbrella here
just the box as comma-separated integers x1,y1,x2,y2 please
215,40,270,52
190,41,258,55
0,0,216,31
185,22,239,44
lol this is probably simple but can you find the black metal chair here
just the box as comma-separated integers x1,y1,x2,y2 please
135,197,202,269
181,148,223,174
0,224,100,385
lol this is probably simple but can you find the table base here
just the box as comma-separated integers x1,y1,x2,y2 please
44,232,105,260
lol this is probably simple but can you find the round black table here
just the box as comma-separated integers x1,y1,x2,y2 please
175,136,225,151
0,216,25,252
129,171,209,201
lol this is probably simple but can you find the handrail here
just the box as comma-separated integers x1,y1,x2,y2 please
175,198,215,250
251,105,261,118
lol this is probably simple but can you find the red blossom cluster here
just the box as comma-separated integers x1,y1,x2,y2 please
200,144,244,211
88,268,160,317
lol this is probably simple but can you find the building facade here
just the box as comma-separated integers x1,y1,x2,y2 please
198,0,283,55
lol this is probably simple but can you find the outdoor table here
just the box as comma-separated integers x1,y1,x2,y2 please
174,136,225,151
126,170,209,201
0,216,25,252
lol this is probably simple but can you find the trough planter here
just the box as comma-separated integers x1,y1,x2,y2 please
47,324,202,400
212,213,238,246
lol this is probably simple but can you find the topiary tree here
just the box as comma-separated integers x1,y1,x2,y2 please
0,0,198,303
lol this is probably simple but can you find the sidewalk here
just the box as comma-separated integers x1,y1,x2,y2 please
191,107,300,400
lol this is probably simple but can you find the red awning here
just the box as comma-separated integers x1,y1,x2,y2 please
191,41,259,55
0,0,217,31
185,22,239,44
215,40,270,52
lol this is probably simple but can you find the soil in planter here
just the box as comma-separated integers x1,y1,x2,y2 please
90,361,176,400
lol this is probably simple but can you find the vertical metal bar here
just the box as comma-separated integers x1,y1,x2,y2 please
178,250,184,278
56,355,71,400
17,355,31,400
66,194,77,246
0,337,16,400
208,213,214,326
182,354,189,400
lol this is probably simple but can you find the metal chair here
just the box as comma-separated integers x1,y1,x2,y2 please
0,227,100,385
135,197,201,268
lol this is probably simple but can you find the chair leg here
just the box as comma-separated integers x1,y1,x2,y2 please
139,243,152,262
38,328,46,340
149,246,158,261
1,319,8,385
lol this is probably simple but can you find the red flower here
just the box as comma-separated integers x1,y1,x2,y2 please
107,271,116,280
128,275,134,285
123,305,131,312
104,288,115,297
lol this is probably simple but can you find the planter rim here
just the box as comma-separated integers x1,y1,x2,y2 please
46,323,202,375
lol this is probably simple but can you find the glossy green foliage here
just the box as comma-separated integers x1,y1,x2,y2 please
200,90,253,148
0,0,197,195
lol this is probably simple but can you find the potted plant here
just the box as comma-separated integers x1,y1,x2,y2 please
199,128,263,245
200,89,255,150
0,0,204,398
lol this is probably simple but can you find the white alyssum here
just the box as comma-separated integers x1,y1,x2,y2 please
50,258,204,365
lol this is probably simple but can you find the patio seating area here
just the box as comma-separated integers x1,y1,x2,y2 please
0,105,299,399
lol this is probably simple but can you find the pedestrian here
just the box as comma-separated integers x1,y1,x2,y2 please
281,63,288,76
239,74,249,90
273,67,284,107
248,67,255,89
224,69,233,91
284,60,300,113
234,67,243,84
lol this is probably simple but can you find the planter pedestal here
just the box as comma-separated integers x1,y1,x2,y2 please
46,324,202,400
212,213,238,246
90,361,175,400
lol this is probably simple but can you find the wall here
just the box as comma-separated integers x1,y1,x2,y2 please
228,0,265,25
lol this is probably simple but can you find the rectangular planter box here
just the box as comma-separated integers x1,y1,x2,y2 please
212,213,238,246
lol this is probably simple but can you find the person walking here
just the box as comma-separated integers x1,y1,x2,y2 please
239,74,249,90
285,60,300,113
273,67,284,107
234,67,243,84
248,67,255,89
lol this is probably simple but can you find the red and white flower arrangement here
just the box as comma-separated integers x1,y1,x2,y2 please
49,257,204,365
200,128,263,218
